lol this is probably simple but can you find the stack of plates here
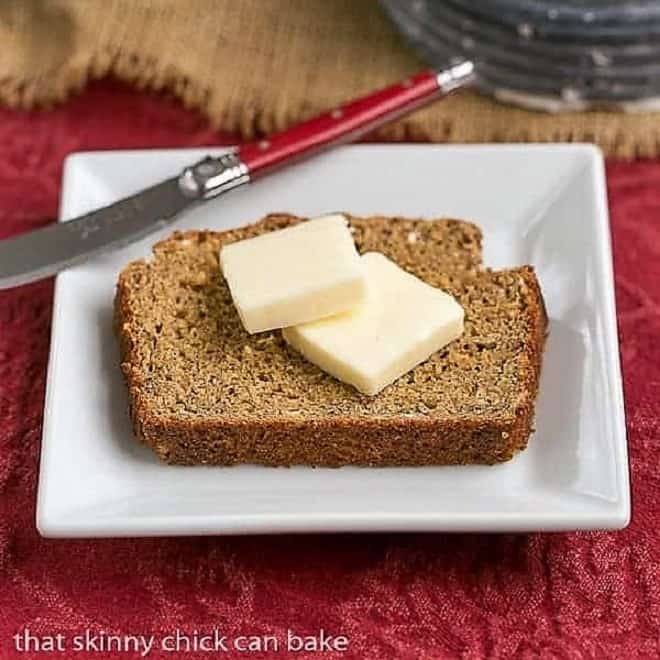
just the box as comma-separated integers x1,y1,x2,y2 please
381,0,660,111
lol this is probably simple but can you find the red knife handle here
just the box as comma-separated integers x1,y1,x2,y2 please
238,62,474,179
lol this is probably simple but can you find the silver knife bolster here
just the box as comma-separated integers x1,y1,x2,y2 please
178,153,251,200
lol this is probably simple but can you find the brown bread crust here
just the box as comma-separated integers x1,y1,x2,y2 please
115,214,546,466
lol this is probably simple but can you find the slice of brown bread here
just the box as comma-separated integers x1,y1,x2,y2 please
115,213,547,466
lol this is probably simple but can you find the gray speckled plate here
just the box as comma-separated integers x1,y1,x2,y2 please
382,0,660,109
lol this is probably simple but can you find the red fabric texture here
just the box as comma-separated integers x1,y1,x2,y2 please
0,80,658,660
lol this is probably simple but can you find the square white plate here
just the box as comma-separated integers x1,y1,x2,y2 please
37,145,630,537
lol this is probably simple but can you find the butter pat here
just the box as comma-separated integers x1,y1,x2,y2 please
283,252,464,395
220,214,367,333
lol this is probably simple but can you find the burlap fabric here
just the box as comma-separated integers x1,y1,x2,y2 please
2,0,660,158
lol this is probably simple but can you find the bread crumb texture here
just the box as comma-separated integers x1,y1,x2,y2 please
115,214,547,466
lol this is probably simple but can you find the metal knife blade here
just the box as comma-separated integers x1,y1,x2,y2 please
0,177,196,289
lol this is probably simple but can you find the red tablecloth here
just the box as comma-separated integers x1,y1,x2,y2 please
0,80,658,660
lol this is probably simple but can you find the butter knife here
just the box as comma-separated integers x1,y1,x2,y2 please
0,62,474,289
